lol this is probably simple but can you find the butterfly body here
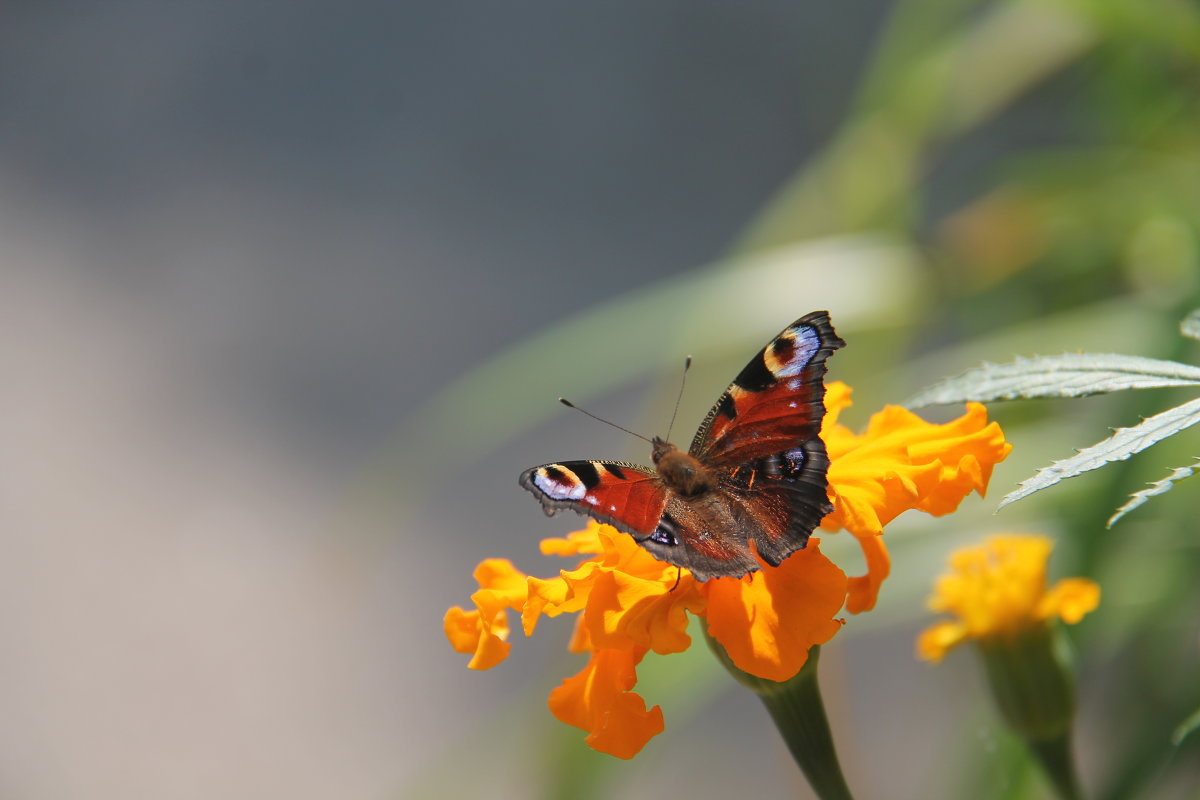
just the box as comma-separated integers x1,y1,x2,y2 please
520,311,845,581
651,438,714,496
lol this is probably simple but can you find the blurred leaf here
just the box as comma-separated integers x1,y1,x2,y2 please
906,353,1200,406
1172,705,1200,746
1180,308,1200,341
998,396,1200,509
737,0,1098,251
1107,459,1200,527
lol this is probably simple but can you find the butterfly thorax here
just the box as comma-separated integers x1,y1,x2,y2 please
651,436,714,497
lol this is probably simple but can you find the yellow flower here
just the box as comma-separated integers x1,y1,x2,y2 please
444,383,1012,758
917,534,1100,663
917,535,1099,797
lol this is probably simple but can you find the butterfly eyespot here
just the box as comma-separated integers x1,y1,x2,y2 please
650,528,677,546
533,466,587,501
650,514,680,547
764,326,820,379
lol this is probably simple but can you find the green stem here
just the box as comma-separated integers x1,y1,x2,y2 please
976,627,1088,800
1028,733,1086,800
704,631,856,800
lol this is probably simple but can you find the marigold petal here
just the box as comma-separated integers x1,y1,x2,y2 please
548,648,664,759
1038,577,1101,624
582,569,703,655
541,524,605,557
470,559,530,626
921,534,1099,655
823,381,854,427
522,573,574,636
443,606,513,670
521,559,609,636
704,540,847,682
444,558,531,670
845,534,891,614
567,614,592,653
822,398,1011,547
443,606,484,654
584,690,666,759
916,620,968,663
472,557,529,592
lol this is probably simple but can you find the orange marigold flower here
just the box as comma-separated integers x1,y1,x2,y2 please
821,382,1012,613
444,382,1011,758
917,534,1100,663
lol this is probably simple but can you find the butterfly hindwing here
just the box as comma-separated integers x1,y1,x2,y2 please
687,311,845,571
722,439,833,567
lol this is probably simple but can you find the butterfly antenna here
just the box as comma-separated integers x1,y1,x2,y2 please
664,355,692,443
558,398,654,444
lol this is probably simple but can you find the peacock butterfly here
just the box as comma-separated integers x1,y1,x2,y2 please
519,311,845,580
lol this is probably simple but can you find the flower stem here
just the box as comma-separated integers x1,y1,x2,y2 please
1027,733,1086,800
704,630,856,800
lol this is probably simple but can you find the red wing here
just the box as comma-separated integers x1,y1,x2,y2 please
520,459,759,578
690,311,845,467
519,460,667,537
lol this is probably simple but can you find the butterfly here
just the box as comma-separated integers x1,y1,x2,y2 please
519,311,845,581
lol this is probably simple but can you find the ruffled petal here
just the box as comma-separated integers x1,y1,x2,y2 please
819,384,1010,613
582,569,704,655
548,648,665,759
915,620,968,663
541,525,605,557
1038,577,1101,624
823,401,1011,536
443,606,512,670
919,534,1100,662
845,534,891,614
704,540,847,682
443,558,531,670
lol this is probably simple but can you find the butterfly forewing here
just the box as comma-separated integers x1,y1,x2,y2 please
690,311,845,466
519,460,667,537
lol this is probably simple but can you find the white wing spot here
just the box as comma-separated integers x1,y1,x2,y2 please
533,468,586,501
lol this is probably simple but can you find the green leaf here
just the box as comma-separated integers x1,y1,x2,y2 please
1107,459,1200,527
1180,309,1200,341
1172,705,1200,746
907,354,1200,407
998,396,1200,509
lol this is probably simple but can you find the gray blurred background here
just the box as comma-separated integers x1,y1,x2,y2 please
0,2,1123,799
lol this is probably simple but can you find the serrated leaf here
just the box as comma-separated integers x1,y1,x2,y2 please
1181,309,1200,342
907,354,1200,407
998,396,1200,509
1107,459,1200,527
